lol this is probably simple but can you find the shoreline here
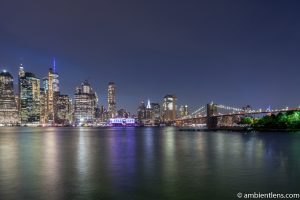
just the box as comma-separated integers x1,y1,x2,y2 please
178,126,300,132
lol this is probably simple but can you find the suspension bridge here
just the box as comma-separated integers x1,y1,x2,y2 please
176,103,300,129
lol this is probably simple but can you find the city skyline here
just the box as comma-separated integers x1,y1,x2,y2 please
0,57,300,114
1,1,300,112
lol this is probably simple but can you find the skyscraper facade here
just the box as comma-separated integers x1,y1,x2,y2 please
19,71,41,124
0,70,19,125
151,102,161,123
107,82,116,118
180,105,189,118
137,100,160,125
74,81,98,125
46,68,55,123
145,99,153,120
56,94,72,125
39,87,47,124
162,95,177,122
137,101,146,123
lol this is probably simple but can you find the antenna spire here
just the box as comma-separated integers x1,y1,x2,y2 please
53,57,56,73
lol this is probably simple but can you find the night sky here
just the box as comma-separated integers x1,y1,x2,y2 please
0,0,300,113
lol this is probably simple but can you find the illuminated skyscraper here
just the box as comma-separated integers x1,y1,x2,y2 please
145,99,153,120
180,105,189,117
46,68,55,123
0,70,19,125
39,87,47,124
137,100,159,125
52,58,59,93
74,80,98,125
162,95,177,122
137,101,146,122
56,94,72,125
107,82,116,118
19,71,41,124
151,102,161,123
44,59,60,124
18,64,25,113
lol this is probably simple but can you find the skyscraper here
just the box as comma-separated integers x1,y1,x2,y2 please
0,70,19,125
137,101,146,123
107,82,116,118
151,102,161,123
162,95,177,122
19,71,41,124
180,105,189,118
18,64,25,114
145,99,153,120
74,80,98,125
56,94,72,125
46,68,55,123
39,87,47,124
43,59,60,124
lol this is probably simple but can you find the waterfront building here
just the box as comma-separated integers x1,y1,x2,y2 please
145,99,153,120
180,105,189,118
19,70,41,124
45,68,55,123
41,59,61,124
98,105,108,122
39,87,47,124
151,102,161,123
56,94,72,125
53,63,60,124
162,95,177,122
137,100,160,125
137,101,146,123
107,82,116,118
74,80,98,125
0,70,19,125
18,64,25,113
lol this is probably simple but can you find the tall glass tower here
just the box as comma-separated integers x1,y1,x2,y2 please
107,82,116,118
0,70,19,125
19,71,40,124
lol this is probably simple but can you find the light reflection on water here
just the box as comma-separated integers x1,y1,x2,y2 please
0,127,300,199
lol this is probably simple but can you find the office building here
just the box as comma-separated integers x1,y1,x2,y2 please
151,102,161,123
0,70,19,125
137,101,146,122
19,70,41,124
107,82,116,118
56,94,72,125
74,80,98,125
162,95,177,122
180,105,189,118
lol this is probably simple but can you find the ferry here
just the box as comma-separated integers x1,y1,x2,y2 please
108,118,137,127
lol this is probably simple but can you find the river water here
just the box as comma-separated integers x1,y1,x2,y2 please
0,127,299,200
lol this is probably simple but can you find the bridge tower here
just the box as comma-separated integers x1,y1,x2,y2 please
207,103,218,129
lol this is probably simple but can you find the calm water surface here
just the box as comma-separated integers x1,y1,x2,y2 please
0,127,300,200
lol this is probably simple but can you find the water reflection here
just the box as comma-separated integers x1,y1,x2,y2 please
0,129,19,199
143,128,154,173
0,128,300,199
42,129,61,199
